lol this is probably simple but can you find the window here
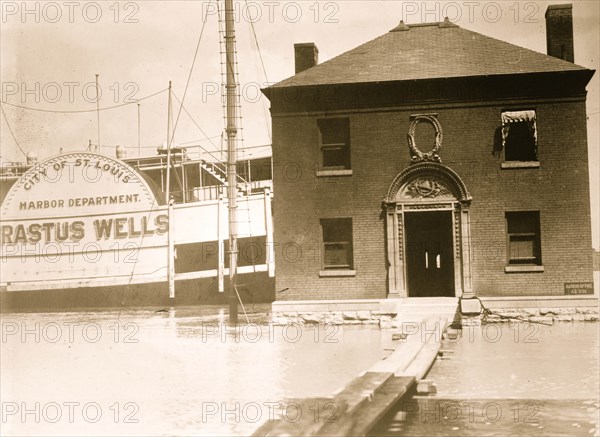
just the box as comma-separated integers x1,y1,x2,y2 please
224,236,267,268
505,211,541,265
321,218,353,270
318,118,351,170
175,242,218,273
501,110,537,162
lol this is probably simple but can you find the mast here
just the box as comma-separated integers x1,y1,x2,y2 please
224,0,239,325
166,81,175,302
166,81,173,200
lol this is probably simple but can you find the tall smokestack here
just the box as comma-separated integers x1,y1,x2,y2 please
294,43,318,74
545,4,574,63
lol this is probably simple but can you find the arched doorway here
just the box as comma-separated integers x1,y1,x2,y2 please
384,162,473,298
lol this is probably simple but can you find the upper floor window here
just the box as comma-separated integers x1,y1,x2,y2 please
501,110,537,162
321,218,353,270
505,211,541,266
318,118,351,170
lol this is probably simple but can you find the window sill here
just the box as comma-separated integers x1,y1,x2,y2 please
501,161,540,169
319,270,356,277
316,169,353,177
505,265,544,273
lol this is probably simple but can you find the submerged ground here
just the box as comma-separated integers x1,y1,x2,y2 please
374,322,599,437
0,306,385,436
1,306,598,436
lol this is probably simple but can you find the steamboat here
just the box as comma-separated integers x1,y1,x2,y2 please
0,0,274,312
0,147,274,311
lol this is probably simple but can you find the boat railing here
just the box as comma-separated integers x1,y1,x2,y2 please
200,159,250,187
243,180,273,195
189,185,225,202
0,162,29,178
186,180,272,203
128,153,251,188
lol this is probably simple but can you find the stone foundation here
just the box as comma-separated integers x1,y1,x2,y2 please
271,310,400,328
480,306,599,324
270,306,599,328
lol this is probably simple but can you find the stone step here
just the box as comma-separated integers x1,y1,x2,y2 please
395,297,458,305
397,312,457,318
396,318,457,327
397,308,458,318
397,306,458,314
396,300,459,314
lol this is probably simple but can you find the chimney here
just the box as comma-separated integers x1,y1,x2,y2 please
294,43,318,74
545,4,574,63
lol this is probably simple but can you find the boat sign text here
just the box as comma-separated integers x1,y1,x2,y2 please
19,194,142,211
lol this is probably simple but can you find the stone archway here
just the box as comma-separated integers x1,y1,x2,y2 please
384,162,473,298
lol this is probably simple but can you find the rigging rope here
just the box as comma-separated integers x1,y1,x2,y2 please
168,0,213,146
243,0,271,141
171,91,219,151
244,0,269,84
1,88,168,114
0,104,28,157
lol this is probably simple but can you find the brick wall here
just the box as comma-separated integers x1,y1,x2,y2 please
271,96,594,300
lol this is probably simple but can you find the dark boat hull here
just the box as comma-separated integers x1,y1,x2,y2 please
0,271,274,312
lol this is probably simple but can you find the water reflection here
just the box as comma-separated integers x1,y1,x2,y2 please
376,398,599,437
374,323,599,437
1,306,384,436
428,323,599,399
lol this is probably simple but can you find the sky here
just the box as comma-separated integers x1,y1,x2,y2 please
1,0,599,245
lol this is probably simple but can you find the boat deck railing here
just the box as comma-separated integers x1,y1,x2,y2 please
0,163,29,178
184,180,272,202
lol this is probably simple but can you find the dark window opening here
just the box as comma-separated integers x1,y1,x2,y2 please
224,236,267,268
175,242,219,273
506,211,541,265
318,118,351,170
321,218,353,269
175,236,267,274
244,157,272,181
505,121,537,161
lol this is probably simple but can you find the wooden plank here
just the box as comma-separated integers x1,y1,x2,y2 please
332,372,394,414
368,334,426,373
251,317,445,437
250,397,346,437
317,376,416,437
369,316,442,375
397,340,442,380
251,418,284,437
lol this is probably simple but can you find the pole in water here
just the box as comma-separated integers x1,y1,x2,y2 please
225,0,238,326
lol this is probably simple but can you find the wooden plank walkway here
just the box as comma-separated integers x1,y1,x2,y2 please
252,317,446,437
317,375,416,437
252,397,346,437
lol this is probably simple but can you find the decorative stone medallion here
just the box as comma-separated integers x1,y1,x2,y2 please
403,177,451,199
407,114,443,163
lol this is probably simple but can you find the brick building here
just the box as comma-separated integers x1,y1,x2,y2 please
262,5,597,310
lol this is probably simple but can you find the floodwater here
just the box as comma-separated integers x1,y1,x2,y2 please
373,322,600,437
0,306,385,436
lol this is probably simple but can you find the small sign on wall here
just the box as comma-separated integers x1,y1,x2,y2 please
564,282,594,295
